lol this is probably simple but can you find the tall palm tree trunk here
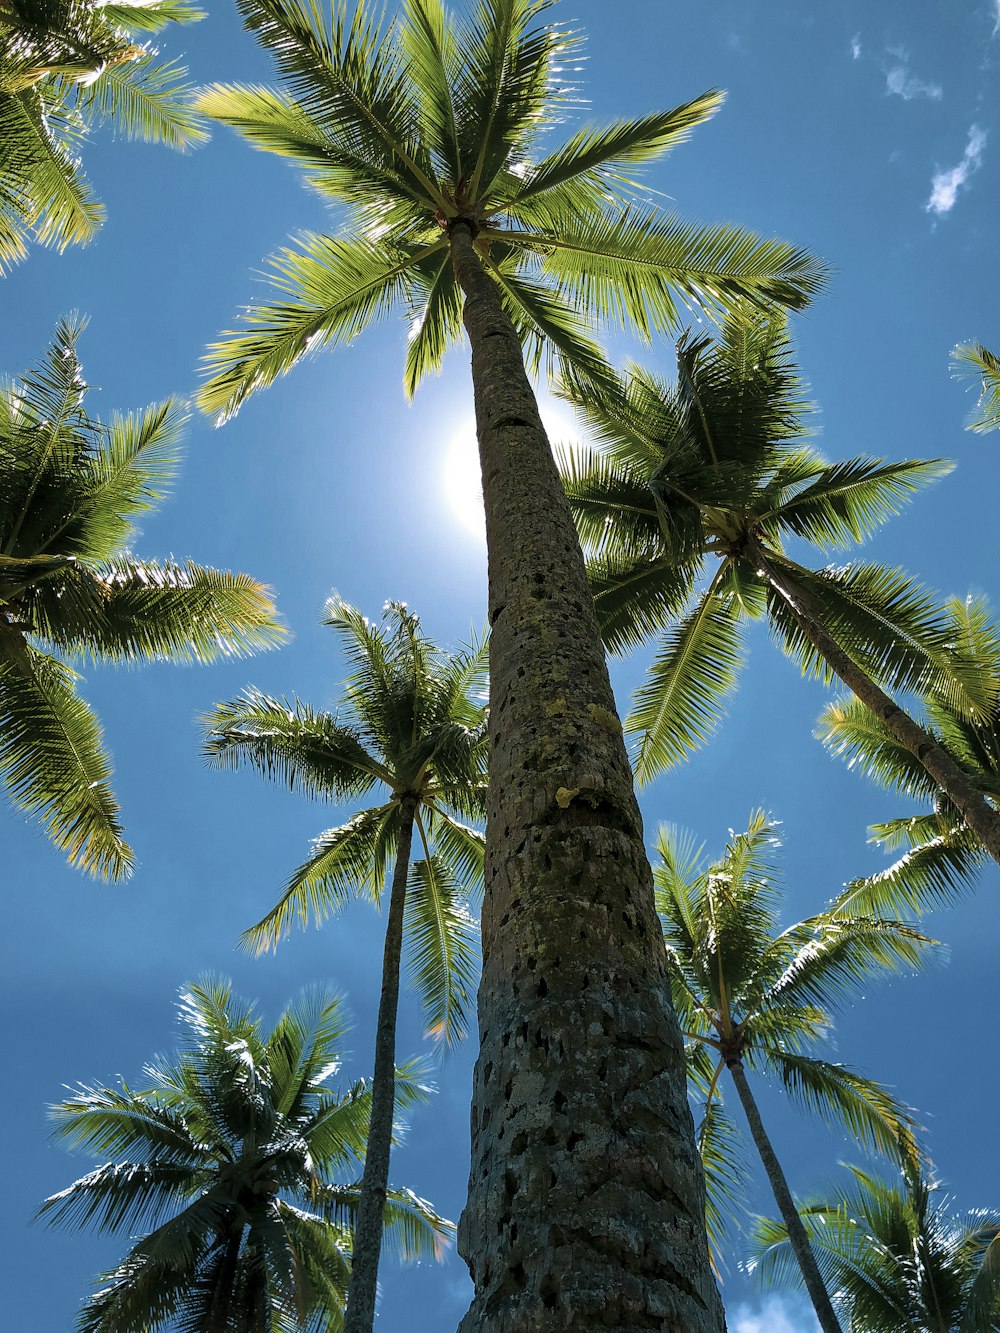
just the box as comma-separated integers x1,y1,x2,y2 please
727,1060,842,1333
449,220,724,1332
755,546,1000,866
343,796,417,1333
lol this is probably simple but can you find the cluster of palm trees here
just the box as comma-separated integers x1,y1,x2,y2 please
5,0,1000,1329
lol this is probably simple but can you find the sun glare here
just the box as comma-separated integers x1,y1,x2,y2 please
442,401,582,540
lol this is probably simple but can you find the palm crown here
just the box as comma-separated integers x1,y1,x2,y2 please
749,1164,1000,1332
655,812,935,1261
0,0,206,270
196,0,826,418
559,312,982,785
38,978,451,1333
204,597,487,1046
0,319,284,879
819,593,1000,920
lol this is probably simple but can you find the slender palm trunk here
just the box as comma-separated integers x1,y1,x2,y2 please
449,220,724,1332
756,547,1000,867
727,1060,842,1333
343,795,417,1333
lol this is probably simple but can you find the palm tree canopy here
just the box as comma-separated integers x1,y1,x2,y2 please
953,341,1000,434
204,597,487,1046
0,319,284,879
654,811,938,1255
820,593,1000,920
38,978,451,1333
196,0,827,419
748,1164,1000,1332
559,312,982,784
0,0,206,269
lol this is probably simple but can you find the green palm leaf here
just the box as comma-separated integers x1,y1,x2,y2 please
403,849,479,1044
953,341,1000,434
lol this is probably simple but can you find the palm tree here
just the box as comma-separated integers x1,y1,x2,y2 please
0,0,206,270
39,977,452,1333
818,594,1000,921
655,810,937,1333
0,318,284,879
195,3,825,1324
953,342,1000,433
748,1164,1000,1331
559,312,1000,865
204,597,486,1333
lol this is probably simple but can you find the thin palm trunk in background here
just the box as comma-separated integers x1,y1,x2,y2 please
450,221,724,1332
727,1059,842,1333
753,544,1000,866
344,797,417,1333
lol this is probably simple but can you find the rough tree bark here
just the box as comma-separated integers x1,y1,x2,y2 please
343,795,416,1333
754,545,1000,868
727,1060,842,1333
449,220,725,1332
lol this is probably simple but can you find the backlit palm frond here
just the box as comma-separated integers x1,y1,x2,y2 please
101,2,207,34
770,1053,923,1167
78,48,207,148
512,207,826,340
403,247,464,397
0,647,131,878
833,835,983,921
403,849,479,1045
47,1081,202,1164
36,1159,207,1235
77,559,285,664
454,0,572,198
587,547,702,657
241,802,399,953
767,558,991,717
558,442,663,559
817,694,940,801
266,988,352,1119
499,91,724,216
953,341,1000,434
198,231,441,422
204,690,387,799
274,1200,352,1324
380,1185,454,1262
424,807,485,886
772,456,953,552
697,1098,750,1267
398,0,462,181
629,574,747,782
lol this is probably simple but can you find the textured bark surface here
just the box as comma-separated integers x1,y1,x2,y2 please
343,797,415,1333
728,1062,842,1333
450,222,725,1333
757,548,1000,868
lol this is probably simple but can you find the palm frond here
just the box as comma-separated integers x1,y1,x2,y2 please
629,573,746,782
0,647,130,878
403,850,479,1045
953,341,1000,433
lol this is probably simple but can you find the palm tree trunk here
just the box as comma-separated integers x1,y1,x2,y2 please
343,795,417,1333
727,1060,842,1333
756,547,1000,867
448,220,724,1333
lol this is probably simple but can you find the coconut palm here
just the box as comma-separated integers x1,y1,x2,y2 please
204,597,486,1332
0,318,283,879
748,1164,1000,1331
656,810,937,1333
38,977,451,1333
818,594,1000,921
196,3,825,1324
953,341,1000,433
559,312,1000,866
0,0,206,270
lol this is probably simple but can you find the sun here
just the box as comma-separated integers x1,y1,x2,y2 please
442,400,582,539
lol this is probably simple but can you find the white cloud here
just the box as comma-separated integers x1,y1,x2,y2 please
927,125,988,214
731,1294,822,1333
851,33,862,59
993,1,1000,37
885,63,942,100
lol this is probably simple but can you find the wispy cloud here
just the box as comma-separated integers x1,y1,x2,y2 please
885,58,942,101
927,125,988,214
731,1294,822,1333
993,1,1000,37
851,33,862,60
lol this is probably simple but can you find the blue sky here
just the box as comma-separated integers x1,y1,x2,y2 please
3,2,999,1329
